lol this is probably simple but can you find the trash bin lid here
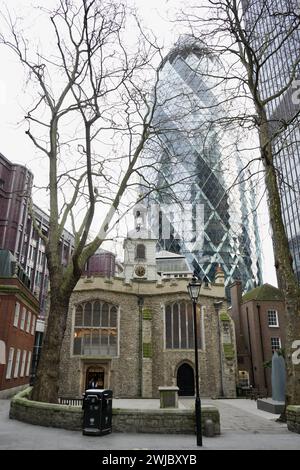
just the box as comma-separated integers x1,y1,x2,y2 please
84,389,113,398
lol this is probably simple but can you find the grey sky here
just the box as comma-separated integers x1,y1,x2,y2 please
0,0,277,285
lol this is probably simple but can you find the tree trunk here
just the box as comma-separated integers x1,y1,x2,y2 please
285,305,300,406
31,293,71,403
260,118,300,406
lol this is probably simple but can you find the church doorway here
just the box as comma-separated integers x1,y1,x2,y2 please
85,366,105,390
177,363,195,396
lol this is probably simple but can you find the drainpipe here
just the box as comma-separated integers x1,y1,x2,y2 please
246,307,255,387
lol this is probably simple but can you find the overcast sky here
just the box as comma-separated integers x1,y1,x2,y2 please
0,0,277,285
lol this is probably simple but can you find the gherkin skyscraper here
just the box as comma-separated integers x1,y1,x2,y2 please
142,37,263,295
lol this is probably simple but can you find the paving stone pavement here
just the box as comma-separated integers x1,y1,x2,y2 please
1,397,300,450
195,398,288,433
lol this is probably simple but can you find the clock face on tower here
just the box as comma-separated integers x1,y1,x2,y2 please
134,265,146,277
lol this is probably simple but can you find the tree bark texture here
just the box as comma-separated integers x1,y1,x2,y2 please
260,118,300,405
31,291,71,404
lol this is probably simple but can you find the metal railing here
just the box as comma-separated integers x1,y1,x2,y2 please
58,397,83,406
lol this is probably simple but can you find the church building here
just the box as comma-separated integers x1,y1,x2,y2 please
59,203,237,398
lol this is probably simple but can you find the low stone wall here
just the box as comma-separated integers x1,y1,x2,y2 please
287,405,300,434
10,388,220,436
10,388,83,430
0,384,28,399
113,407,220,435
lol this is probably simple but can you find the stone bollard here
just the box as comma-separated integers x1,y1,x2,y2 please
204,419,215,437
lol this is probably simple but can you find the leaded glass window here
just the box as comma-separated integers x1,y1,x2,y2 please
73,301,118,356
165,301,201,349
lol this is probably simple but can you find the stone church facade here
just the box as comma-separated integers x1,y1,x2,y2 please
59,204,238,399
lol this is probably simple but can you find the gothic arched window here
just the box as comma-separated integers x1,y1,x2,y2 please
73,301,118,356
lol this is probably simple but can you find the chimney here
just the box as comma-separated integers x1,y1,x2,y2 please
230,280,242,309
229,280,242,337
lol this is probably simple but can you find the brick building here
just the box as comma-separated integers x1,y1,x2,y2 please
0,153,33,256
59,204,238,399
0,250,39,397
0,152,115,319
230,281,286,396
0,152,116,380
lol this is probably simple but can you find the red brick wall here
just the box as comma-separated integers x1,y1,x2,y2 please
240,299,285,395
0,278,39,391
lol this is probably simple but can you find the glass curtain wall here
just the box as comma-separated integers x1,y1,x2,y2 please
142,36,263,296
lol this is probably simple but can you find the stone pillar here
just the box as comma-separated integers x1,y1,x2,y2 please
142,307,153,397
218,310,237,398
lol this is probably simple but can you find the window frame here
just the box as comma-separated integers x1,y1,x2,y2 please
164,301,201,350
6,347,15,379
271,337,281,352
73,301,119,357
20,350,27,377
13,302,20,328
26,311,31,333
26,351,32,377
20,307,26,330
14,349,21,378
31,316,36,335
268,309,279,327
135,244,146,260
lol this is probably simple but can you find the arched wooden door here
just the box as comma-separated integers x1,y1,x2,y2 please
177,363,195,396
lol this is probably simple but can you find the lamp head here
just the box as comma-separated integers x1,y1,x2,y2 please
187,275,202,302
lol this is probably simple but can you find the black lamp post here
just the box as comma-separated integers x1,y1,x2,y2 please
187,275,202,447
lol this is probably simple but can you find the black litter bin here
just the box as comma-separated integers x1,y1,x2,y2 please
82,389,113,436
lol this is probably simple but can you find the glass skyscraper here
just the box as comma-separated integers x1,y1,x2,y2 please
142,36,263,295
242,0,300,282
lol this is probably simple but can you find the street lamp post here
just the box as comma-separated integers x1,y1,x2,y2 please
187,275,202,447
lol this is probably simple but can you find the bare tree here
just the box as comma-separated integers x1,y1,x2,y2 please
0,0,165,403
177,0,300,406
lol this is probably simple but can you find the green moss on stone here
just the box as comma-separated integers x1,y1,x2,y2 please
287,406,300,412
142,308,152,320
223,343,234,360
143,342,152,358
220,311,230,322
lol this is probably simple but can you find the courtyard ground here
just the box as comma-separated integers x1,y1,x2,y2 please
0,397,299,450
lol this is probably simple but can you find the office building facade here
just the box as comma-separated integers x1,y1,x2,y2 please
0,152,116,318
242,0,300,281
143,37,263,295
